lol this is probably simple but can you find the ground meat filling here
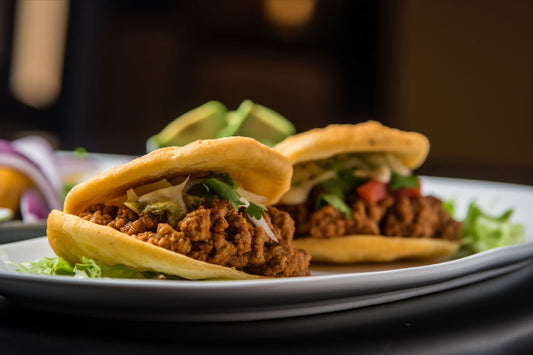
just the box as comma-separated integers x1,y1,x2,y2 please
77,199,311,277
277,189,462,241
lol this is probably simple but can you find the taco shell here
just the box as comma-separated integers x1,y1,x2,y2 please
65,136,292,214
274,121,430,169
47,210,260,279
48,137,293,280
292,235,459,263
275,121,458,263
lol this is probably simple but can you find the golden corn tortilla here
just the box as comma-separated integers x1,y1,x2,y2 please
274,121,430,169
64,136,292,214
292,235,459,264
50,137,294,280
275,122,456,263
47,210,260,280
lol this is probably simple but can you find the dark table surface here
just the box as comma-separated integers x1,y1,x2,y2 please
1,261,532,354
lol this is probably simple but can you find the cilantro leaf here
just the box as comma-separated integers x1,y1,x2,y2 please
389,174,419,190
186,183,214,199
246,202,265,220
337,169,365,188
319,177,350,196
208,172,238,188
317,193,352,218
202,177,243,211
314,174,361,219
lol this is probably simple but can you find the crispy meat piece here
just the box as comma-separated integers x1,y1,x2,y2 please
79,204,117,226
309,205,347,238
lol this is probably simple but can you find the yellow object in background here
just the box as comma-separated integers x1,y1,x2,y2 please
0,167,34,213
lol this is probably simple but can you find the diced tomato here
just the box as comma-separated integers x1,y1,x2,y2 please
356,180,387,204
391,187,421,198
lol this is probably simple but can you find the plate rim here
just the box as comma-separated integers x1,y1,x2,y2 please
1,236,532,290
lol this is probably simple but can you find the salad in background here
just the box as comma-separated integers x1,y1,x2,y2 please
445,201,526,258
146,99,295,151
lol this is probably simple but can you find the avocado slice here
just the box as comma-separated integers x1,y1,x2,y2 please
215,110,246,138
146,101,228,151
227,100,295,146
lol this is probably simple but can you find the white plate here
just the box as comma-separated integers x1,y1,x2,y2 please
0,177,531,322
0,221,47,244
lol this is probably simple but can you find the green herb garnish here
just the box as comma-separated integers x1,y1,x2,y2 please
314,172,363,219
389,174,419,190
202,177,244,211
317,193,352,218
246,202,265,219
315,177,351,218
74,147,87,156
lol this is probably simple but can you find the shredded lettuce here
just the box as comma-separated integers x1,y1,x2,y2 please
15,256,183,279
16,256,75,276
124,178,189,227
454,201,526,257
183,193,204,210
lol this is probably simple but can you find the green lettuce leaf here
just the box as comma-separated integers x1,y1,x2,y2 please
15,256,183,280
456,202,526,256
442,200,455,216
16,256,75,276
76,257,153,279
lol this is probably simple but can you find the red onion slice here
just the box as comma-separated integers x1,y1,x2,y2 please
248,214,279,243
20,188,49,222
12,136,62,194
0,149,61,211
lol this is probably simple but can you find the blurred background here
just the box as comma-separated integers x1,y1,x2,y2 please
0,0,531,184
